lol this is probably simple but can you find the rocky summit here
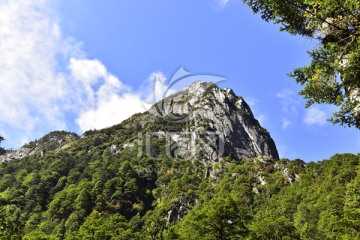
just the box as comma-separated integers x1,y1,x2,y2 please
145,81,279,162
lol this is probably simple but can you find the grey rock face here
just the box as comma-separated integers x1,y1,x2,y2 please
0,131,78,162
146,81,279,162
166,196,191,222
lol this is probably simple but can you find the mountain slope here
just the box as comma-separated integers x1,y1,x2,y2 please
1,82,358,239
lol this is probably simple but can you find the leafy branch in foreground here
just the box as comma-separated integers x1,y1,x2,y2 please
243,0,360,128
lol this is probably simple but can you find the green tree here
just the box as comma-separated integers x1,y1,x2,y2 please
23,231,58,240
77,211,135,239
249,214,300,240
141,209,167,240
343,172,360,238
74,189,93,215
0,135,5,155
243,0,360,128
177,196,251,240
0,204,23,239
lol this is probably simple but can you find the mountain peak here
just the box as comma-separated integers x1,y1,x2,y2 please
145,81,279,162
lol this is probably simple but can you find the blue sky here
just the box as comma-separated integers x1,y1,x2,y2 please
0,0,358,161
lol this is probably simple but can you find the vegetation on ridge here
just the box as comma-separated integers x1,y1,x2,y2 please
0,128,359,239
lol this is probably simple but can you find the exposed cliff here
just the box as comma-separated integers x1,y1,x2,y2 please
144,81,279,162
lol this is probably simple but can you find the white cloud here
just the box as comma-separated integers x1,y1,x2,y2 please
0,0,71,147
70,58,147,132
282,118,292,129
276,89,299,114
0,0,157,148
142,72,177,105
69,58,107,84
303,107,328,126
276,89,302,130
216,0,232,7
76,93,145,132
0,0,215,148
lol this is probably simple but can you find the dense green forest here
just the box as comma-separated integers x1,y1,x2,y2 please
0,126,359,239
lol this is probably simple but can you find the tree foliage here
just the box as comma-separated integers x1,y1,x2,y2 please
243,0,360,128
0,135,5,155
0,121,359,239
176,196,251,240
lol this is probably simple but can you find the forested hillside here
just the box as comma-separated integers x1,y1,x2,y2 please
0,82,359,239
0,132,359,239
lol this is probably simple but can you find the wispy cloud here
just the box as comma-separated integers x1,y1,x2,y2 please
303,107,328,126
0,0,161,147
0,0,72,147
244,97,267,126
69,58,147,132
276,89,299,114
281,118,292,130
276,89,301,130
217,0,230,7
142,72,175,104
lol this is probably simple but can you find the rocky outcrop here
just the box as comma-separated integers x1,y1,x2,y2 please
0,131,78,162
144,81,279,163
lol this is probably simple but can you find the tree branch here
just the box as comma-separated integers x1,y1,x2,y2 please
284,0,359,37
334,0,360,23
